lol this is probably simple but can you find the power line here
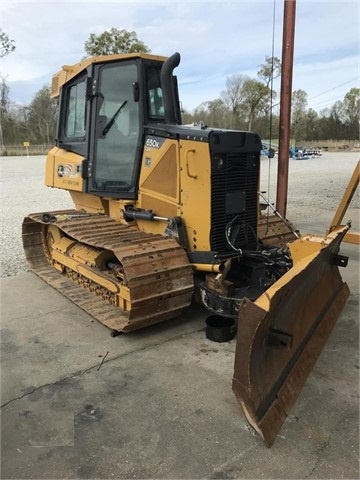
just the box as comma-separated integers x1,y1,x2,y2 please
308,76,360,101
310,92,353,110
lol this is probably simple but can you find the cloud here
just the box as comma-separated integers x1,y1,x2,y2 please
1,0,359,111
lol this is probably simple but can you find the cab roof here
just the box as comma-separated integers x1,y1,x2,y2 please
51,52,168,98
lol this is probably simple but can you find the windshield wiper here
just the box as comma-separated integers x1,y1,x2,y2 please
101,100,127,138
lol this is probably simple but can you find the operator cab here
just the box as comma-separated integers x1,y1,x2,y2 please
55,54,181,198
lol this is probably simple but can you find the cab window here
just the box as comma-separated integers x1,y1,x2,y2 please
146,68,165,120
65,81,86,138
93,62,140,191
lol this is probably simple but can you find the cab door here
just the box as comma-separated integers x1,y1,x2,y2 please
87,61,141,199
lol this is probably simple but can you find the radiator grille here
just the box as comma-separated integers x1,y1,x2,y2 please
210,152,259,253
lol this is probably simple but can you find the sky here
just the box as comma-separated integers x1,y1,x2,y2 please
1,0,359,114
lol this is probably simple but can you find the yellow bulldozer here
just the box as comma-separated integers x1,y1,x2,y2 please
22,52,351,446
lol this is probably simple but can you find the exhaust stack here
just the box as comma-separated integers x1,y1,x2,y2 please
160,52,181,124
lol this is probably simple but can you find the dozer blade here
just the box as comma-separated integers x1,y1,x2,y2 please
232,224,350,447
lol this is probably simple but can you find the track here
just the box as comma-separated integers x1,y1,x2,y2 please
258,212,299,247
22,210,194,332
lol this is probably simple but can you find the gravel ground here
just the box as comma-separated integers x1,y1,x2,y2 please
0,152,359,278
260,151,359,227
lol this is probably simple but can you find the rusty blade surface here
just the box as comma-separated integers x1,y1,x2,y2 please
232,225,350,447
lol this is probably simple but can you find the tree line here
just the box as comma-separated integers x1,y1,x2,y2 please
1,28,359,150
182,85,359,143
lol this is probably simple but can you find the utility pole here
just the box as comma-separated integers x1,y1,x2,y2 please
276,0,296,218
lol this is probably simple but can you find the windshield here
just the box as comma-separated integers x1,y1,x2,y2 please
94,62,139,190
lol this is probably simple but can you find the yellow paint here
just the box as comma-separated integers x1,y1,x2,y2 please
287,235,324,264
255,226,348,312
51,249,120,294
179,140,212,251
53,236,76,254
329,159,359,245
108,199,135,223
51,249,78,271
343,231,360,245
70,192,106,214
119,287,131,302
66,243,111,268
117,294,130,310
47,224,62,250
51,53,168,98
255,250,320,312
185,148,197,179
45,147,58,186
53,261,64,272
191,263,223,273
45,147,84,192
136,138,180,235
46,224,133,311
77,265,119,293
133,137,212,250
140,143,179,199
